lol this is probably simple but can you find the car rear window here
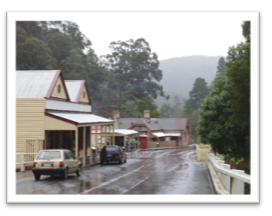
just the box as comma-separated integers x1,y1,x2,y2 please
36,151,61,160
105,146,118,152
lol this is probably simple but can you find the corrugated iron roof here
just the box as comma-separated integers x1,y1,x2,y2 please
46,111,114,124
114,129,139,136
152,132,181,137
16,70,59,98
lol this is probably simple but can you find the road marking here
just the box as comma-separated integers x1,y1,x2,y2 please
77,165,145,195
121,173,153,194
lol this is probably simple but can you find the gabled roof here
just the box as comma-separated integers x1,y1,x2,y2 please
16,70,59,98
118,118,188,131
65,80,92,105
117,118,141,129
65,80,83,102
16,70,70,101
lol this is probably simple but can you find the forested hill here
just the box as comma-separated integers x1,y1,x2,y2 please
155,55,222,107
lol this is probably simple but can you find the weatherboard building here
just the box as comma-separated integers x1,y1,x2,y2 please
16,70,115,171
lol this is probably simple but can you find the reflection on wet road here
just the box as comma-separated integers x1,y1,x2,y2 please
16,146,214,194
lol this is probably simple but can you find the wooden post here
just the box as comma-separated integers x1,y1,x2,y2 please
112,124,115,145
75,128,78,157
95,125,98,163
89,126,92,164
83,127,86,166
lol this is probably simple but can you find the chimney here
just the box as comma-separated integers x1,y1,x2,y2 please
144,110,150,119
112,110,120,120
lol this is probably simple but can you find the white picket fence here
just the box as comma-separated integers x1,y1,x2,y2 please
207,152,250,194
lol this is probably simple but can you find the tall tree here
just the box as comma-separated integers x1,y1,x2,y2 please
198,76,241,158
198,21,250,161
225,21,250,160
104,38,167,102
216,57,226,76
184,77,209,115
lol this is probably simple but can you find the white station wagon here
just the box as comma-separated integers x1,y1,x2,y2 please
32,149,81,180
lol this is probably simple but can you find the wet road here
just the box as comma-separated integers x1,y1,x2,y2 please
16,146,214,194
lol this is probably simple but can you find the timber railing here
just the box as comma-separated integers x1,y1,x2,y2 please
206,152,250,194
16,153,39,172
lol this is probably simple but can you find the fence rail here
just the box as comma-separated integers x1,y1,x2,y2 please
16,153,39,172
207,152,250,194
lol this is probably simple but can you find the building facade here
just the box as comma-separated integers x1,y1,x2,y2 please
16,70,115,170
116,110,190,149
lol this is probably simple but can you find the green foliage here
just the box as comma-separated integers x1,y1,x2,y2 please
104,38,167,100
159,103,174,118
16,26,28,44
242,21,250,43
225,42,250,160
121,100,142,118
150,110,160,118
137,100,149,114
45,32,76,64
198,21,250,161
216,57,226,76
61,49,87,80
185,77,209,115
198,76,241,158
16,37,57,70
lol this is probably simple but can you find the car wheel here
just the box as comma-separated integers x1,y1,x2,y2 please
63,168,68,179
35,174,40,180
124,158,127,163
119,159,123,164
76,165,81,177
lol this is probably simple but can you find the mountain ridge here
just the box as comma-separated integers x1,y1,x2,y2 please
156,55,223,107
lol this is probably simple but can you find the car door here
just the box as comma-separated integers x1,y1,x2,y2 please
119,147,124,162
64,151,72,173
68,151,78,172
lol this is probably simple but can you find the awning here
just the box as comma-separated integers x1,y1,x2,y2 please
152,132,166,137
164,133,180,137
152,132,181,137
114,129,139,136
45,111,114,125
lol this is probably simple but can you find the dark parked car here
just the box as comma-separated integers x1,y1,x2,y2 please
100,145,127,165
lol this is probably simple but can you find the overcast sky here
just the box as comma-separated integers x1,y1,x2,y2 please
74,12,246,61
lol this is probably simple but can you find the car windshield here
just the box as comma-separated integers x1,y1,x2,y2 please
36,151,61,160
105,146,118,152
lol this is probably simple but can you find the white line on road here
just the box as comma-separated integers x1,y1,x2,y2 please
77,165,145,195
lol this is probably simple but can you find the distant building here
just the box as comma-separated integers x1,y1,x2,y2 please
16,70,114,170
115,110,190,149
